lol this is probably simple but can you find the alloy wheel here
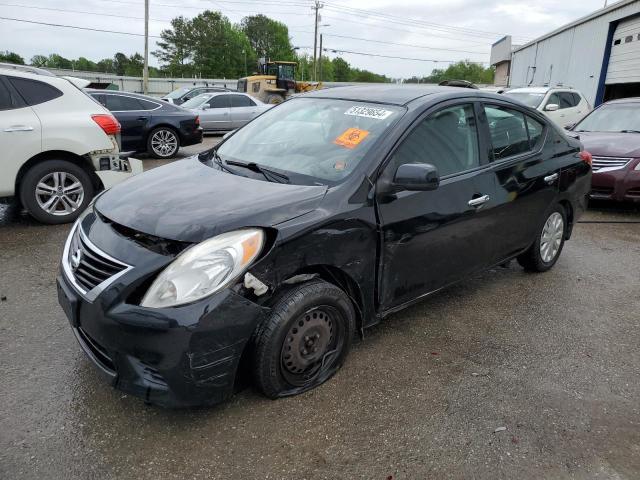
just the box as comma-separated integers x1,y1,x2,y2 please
151,129,178,157
540,212,564,263
35,171,85,217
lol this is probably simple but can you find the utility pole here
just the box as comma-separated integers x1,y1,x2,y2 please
143,0,149,94
312,1,323,81
319,34,323,81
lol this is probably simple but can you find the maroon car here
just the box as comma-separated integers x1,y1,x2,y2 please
570,98,640,202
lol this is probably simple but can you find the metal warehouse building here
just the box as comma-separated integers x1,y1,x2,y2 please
506,0,640,106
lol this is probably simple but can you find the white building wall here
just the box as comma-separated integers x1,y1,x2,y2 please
510,0,640,105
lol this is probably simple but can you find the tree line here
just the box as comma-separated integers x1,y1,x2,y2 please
0,11,493,84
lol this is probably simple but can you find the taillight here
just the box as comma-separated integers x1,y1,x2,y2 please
580,150,593,167
92,114,121,135
195,116,200,126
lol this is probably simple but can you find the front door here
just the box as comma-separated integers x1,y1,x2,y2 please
103,94,149,151
376,102,497,311
201,94,233,131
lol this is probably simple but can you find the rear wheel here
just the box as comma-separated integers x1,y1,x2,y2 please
264,94,285,105
517,205,566,272
20,159,94,224
253,280,355,399
147,127,180,158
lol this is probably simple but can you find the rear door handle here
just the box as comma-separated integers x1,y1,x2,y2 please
544,173,559,184
137,116,149,121
468,194,490,207
4,125,34,132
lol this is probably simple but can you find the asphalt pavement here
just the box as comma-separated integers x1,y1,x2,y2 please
0,148,639,479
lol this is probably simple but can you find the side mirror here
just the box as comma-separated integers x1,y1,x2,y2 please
545,103,559,112
393,163,439,191
201,104,210,110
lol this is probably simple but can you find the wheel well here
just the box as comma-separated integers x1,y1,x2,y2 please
283,265,365,335
559,199,574,239
14,151,101,205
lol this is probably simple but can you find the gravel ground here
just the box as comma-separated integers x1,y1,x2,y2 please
0,151,639,479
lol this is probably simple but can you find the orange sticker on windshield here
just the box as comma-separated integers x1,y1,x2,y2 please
334,128,369,149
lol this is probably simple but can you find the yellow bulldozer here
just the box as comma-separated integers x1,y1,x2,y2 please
237,60,322,104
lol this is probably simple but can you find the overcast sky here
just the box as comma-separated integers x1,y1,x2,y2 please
0,0,615,78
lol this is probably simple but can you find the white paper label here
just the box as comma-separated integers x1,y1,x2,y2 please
344,106,394,120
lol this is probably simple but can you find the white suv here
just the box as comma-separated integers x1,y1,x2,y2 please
0,64,142,224
504,87,591,128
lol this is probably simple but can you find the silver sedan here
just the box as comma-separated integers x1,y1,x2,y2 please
181,92,273,132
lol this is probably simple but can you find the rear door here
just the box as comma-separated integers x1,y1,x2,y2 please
376,101,498,311
0,75,42,196
480,102,560,262
103,94,150,151
200,94,233,131
230,94,258,128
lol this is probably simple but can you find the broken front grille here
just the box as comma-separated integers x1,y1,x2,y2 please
65,224,131,295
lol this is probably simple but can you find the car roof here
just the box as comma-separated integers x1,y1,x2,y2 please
85,88,163,101
301,84,492,106
0,63,55,77
506,87,550,94
604,97,640,105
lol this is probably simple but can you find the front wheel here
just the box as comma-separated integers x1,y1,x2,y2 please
147,127,180,158
517,206,566,272
253,280,355,399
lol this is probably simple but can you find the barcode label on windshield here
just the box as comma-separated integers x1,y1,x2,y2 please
344,106,393,120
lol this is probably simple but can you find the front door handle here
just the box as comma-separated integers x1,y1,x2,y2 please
468,194,490,207
137,116,149,121
4,125,34,132
544,173,559,184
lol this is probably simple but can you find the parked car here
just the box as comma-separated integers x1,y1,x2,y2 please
57,85,591,407
181,92,273,132
0,63,141,224
161,86,231,106
504,87,591,128
567,97,640,202
88,89,203,159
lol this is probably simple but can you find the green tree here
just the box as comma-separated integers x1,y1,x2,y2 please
96,58,115,73
421,60,494,84
332,57,350,82
124,53,144,76
30,55,48,67
0,51,25,64
75,57,97,72
46,54,73,69
154,16,194,76
240,14,293,61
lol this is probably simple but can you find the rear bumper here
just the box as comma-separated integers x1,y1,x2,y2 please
591,160,640,202
94,157,143,189
180,127,203,147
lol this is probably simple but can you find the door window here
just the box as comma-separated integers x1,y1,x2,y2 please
137,98,160,110
208,95,232,108
484,106,531,160
184,89,202,100
571,92,583,106
390,104,480,177
7,77,62,106
546,92,562,109
525,115,545,147
105,95,145,111
230,95,255,107
559,92,577,109
0,78,21,110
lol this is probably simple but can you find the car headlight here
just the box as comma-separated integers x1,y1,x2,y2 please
141,229,264,308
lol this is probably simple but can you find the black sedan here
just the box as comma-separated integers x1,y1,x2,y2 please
87,89,203,158
58,86,591,407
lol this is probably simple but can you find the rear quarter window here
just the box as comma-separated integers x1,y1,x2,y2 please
8,77,63,106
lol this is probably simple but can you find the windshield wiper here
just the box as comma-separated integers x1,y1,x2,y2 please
211,149,236,174
225,160,290,183
619,130,640,133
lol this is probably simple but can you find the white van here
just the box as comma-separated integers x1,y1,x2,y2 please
0,64,142,224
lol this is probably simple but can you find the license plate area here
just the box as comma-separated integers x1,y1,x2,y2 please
57,277,79,327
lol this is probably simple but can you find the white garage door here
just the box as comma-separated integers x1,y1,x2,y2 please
606,16,640,84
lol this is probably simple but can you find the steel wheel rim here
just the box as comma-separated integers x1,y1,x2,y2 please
280,306,344,387
540,212,564,263
151,129,178,157
35,172,84,216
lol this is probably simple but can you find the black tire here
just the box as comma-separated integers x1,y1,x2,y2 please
517,204,567,272
264,94,285,105
147,127,180,158
20,159,94,225
253,280,356,399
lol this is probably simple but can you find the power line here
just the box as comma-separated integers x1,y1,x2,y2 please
325,33,489,55
0,3,171,22
0,16,162,38
323,47,489,64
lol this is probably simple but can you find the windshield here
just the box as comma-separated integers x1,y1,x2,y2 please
504,92,545,108
216,98,403,185
575,103,640,132
165,87,191,99
181,94,212,109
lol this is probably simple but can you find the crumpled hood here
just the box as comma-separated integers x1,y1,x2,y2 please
95,158,327,243
577,131,640,158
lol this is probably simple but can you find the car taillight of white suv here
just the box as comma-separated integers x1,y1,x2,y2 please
0,63,142,224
